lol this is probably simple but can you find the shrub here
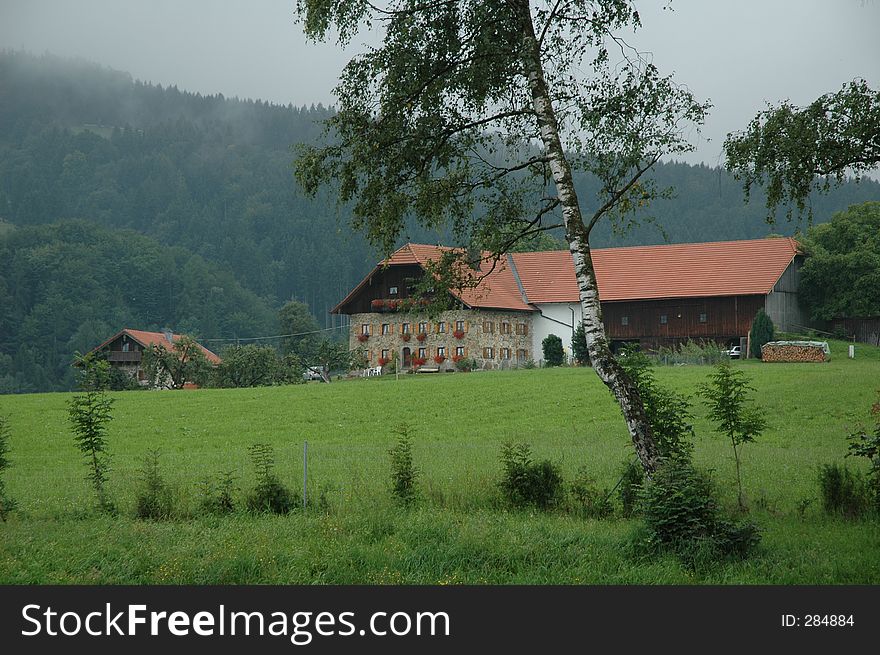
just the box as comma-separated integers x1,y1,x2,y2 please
0,415,14,520
817,463,869,518
568,466,613,518
199,470,237,515
389,424,419,504
617,459,644,518
542,334,564,367
68,353,115,514
654,340,727,366
698,362,767,511
454,356,477,372
246,443,296,514
749,309,775,359
636,459,761,565
572,324,590,366
846,394,880,512
135,450,174,520
499,442,563,510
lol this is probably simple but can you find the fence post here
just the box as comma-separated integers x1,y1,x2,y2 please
303,441,308,510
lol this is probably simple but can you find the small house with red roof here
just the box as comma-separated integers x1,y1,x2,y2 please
88,328,221,386
332,237,805,368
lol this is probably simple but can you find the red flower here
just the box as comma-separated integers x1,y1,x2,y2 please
416,333,427,342
452,354,463,363
378,356,390,366
401,333,411,342
433,354,446,364
412,356,427,366
370,299,383,310
357,333,369,343
453,329,465,340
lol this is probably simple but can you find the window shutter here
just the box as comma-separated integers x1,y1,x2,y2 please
523,324,528,336
465,321,470,332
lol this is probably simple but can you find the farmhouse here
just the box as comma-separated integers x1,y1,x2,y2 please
332,237,805,369
87,328,221,385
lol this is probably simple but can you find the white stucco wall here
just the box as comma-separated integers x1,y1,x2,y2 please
531,303,582,363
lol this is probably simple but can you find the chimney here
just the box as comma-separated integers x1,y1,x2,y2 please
163,329,174,344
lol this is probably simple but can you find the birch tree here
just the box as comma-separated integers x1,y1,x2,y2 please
295,0,709,475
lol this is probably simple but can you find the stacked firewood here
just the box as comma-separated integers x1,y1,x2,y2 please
760,341,828,363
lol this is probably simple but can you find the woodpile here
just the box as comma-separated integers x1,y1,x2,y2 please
761,341,829,363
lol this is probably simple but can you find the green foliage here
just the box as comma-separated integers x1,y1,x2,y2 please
453,356,478,372
499,442,563,511
618,347,694,461
541,334,565,367
199,471,237,515
699,362,768,511
749,309,775,359
617,459,644,518
654,340,726,366
67,353,115,513
246,443,296,514
213,344,303,388
279,301,322,360
817,463,869,518
0,415,14,519
388,424,419,504
141,335,212,389
635,459,761,565
134,450,173,520
845,393,880,512
725,79,880,222
567,466,613,519
799,202,880,320
572,324,590,366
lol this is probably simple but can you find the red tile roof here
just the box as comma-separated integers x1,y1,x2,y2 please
510,237,800,303
333,243,531,312
92,329,222,364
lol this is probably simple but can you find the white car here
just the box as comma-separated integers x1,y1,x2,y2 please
723,345,742,359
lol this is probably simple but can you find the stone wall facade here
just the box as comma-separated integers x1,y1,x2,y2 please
348,309,534,371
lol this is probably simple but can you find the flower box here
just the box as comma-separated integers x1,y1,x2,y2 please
452,354,463,363
453,329,465,340
416,333,427,342
433,354,446,364
412,356,427,366
401,333,411,342
357,333,369,343
377,357,390,366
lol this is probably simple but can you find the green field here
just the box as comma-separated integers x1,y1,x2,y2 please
1,340,879,584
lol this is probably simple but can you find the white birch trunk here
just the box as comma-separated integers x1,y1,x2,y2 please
516,1,660,475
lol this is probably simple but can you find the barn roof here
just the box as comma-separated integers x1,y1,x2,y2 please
510,237,801,303
91,329,222,364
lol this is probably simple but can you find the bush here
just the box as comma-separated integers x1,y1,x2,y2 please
0,415,15,520
654,340,727,366
454,356,478,372
617,459,644,518
847,395,880,512
635,459,761,564
246,443,297,514
389,424,419,504
749,309,775,359
542,334,564,367
817,463,870,518
199,470,237,515
572,324,590,366
135,450,174,520
568,466,613,518
499,442,563,510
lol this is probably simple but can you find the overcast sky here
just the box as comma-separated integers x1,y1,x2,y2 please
1,0,878,168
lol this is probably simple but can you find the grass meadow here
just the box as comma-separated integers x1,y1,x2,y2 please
1,340,879,584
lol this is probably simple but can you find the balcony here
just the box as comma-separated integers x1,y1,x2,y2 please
107,351,142,363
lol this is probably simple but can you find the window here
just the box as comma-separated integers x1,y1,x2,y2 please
438,321,447,333
381,323,390,335
483,347,495,359
501,321,511,334
660,314,668,325
381,349,389,360
455,320,465,332
517,349,528,360
361,324,371,335
437,346,446,357
122,342,130,352
418,322,428,334
621,316,629,326
699,313,707,323
501,347,510,360
456,346,465,357
418,347,427,359
483,320,494,334
515,323,528,336
402,322,410,334
389,286,398,295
